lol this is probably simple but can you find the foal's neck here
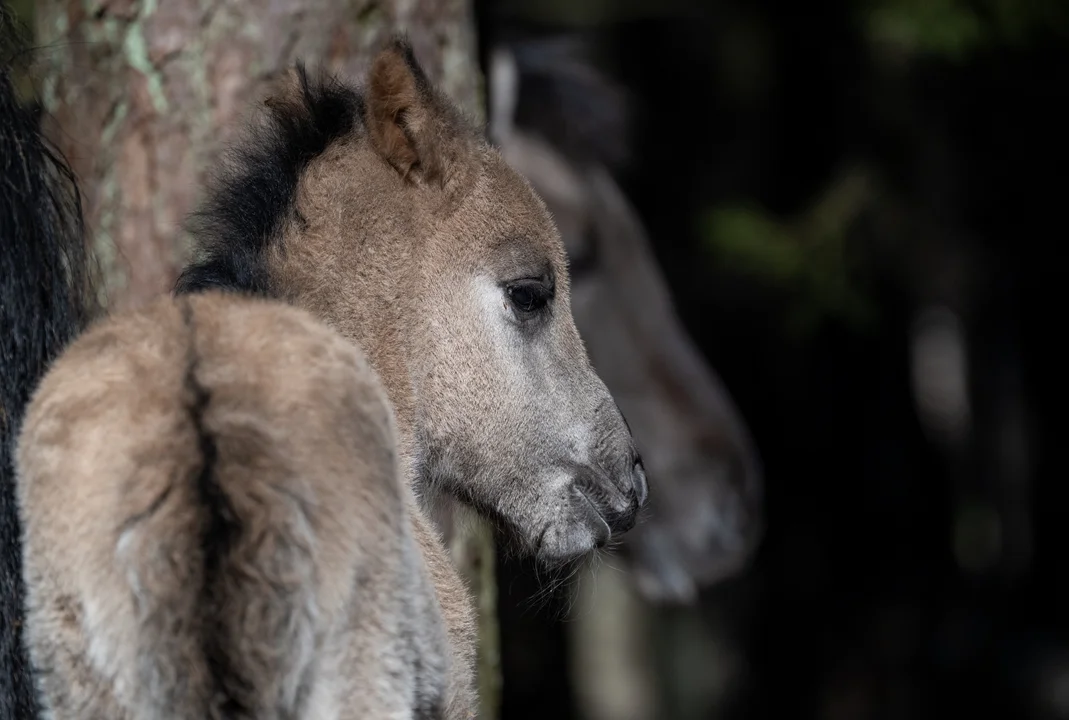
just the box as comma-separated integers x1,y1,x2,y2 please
276,152,425,412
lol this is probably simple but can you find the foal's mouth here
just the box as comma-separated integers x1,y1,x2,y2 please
576,487,614,549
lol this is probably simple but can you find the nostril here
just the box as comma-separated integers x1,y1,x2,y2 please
631,458,649,508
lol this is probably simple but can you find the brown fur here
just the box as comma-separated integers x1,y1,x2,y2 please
263,42,646,572
16,37,647,719
18,292,456,718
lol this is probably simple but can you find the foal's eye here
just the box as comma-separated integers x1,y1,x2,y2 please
506,280,551,315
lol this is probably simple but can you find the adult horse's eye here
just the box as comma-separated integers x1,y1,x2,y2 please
506,280,550,315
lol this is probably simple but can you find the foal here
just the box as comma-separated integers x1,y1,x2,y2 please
15,38,647,718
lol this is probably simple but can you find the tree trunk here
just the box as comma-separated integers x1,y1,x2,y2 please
35,1,499,716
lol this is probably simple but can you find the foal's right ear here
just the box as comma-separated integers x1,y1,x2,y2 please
366,37,459,187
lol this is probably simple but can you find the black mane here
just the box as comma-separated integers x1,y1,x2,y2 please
2,8,100,717
174,63,363,297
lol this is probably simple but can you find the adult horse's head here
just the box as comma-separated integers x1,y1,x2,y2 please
177,38,647,566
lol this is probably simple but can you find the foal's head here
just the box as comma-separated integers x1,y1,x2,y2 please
177,38,647,565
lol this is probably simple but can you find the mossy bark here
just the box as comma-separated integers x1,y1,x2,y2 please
36,1,499,716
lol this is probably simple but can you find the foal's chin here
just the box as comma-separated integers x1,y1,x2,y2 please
530,487,616,568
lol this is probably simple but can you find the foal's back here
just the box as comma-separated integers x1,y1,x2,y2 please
17,291,452,718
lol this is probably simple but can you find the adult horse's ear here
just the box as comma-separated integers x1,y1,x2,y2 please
366,36,459,187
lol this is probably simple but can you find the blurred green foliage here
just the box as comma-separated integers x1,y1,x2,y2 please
701,169,877,337
698,0,1066,336
864,0,1069,60
866,0,986,61
498,0,1067,50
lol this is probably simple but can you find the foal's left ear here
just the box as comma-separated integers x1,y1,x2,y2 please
366,36,466,187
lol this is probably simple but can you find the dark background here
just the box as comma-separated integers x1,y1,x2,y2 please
475,1,1067,718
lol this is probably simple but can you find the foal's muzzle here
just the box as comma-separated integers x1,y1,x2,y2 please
578,455,649,547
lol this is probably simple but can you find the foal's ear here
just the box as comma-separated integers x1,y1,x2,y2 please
366,37,459,186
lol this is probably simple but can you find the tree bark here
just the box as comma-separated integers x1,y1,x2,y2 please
36,1,499,716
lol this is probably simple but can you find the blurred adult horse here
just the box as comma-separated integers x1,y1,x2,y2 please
488,36,764,604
